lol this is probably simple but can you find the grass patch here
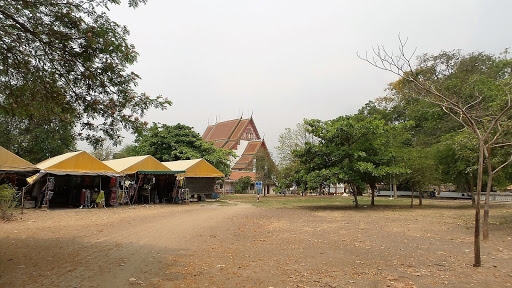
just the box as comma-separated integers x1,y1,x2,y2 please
219,194,450,209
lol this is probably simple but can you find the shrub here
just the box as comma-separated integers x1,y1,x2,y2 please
0,184,17,221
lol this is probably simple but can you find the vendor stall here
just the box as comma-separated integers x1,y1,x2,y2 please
162,159,224,201
0,146,38,209
103,155,183,204
33,151,118,209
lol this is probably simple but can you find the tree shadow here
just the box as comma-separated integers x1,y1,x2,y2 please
0,235,187,287
296,201,483,212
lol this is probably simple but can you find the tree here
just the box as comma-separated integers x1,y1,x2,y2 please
360,38,512,266
234,176,252,194
275,122,316,194
133,123,235,176
295,115,403,207
90,142,114,161
434,131,479,205
113,144,139,159
276,122,315,164
254,150,277,196
0,0,171,160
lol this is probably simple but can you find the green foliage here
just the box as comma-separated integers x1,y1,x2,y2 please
0,184,17,221
234,176,252,193
388,50,512,190
133,123,235,176
255,150,277,185
90,142,114,161
0,0,171,161
293,115,407,193
114,144,140,159
274,122,316,192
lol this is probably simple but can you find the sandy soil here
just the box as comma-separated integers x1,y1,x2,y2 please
0,199,511,288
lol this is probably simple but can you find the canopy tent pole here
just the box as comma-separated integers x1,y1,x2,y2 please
21,187,25,214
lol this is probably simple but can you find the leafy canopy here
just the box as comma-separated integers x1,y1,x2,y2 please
0,0,171,161
132,123,235,176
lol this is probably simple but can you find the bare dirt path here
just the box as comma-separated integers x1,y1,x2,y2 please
1,199,511,288
0,202,255,288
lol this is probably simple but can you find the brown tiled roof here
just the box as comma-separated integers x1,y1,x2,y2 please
224,141,238,150
232,163,247,170
202,125,214,140
236,155,253,165
202,118,262,146
213,141,226,148
229,119,250,141
229,171,255,181
243,141,261,155
203,119,240,142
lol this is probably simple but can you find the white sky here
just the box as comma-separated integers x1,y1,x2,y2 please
103,0,512,156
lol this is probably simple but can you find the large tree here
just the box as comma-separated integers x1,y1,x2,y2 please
0,0,171,161
254,149,277,196
360,39,512,266
274,122,315,193
295,115,405,207
133,123,235,176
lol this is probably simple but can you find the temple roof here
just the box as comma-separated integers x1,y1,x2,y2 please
202,118,260,148
203,117,271,171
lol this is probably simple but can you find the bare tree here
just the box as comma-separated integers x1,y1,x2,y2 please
358,36,512,267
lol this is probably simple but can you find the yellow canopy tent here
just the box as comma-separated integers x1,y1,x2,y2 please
35,151,118,176
0,146,37,171
103,155,175,175
29,151,118,209
162,159,223,199
162,159,224,178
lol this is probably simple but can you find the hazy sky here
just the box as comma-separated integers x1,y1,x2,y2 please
105,0,512,156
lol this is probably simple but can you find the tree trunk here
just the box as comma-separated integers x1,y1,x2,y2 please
419,191,423,206
352,184,359,208
473,140,484,267
483,145,493,241
370,183,376,206
470,175,475,207
410,188,414,208
393,182,397,199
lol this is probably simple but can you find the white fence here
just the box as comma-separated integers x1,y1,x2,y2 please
376,191,512,202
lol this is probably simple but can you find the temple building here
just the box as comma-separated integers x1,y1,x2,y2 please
202,117,275,194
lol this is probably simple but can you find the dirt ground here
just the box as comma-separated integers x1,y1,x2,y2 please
0,198,511,288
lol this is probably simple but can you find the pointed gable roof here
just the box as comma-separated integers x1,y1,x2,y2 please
229,118,250,141
203,119,241,142
232,139,271,171
0,146,36,171
202,117,261,149
162,159,224,177
36,151,117,175
103,155,171,175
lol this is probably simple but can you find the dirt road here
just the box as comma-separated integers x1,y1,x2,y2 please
0,202,255,287
1,199,511,287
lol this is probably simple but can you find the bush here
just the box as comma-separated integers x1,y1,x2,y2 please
234,176,252,194
0,184,17,221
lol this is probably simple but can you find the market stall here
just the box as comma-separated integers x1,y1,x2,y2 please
0,146,39,209
33,151,118,209
103,155,183,204
162,159,224,201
